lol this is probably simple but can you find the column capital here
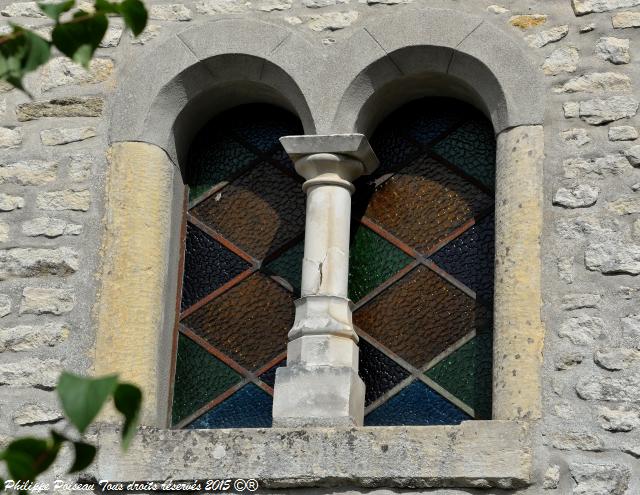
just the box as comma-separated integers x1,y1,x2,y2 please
280,134,379,191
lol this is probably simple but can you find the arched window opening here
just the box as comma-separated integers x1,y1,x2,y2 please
170,98,496,429
352,97,495,425
170,104,304,428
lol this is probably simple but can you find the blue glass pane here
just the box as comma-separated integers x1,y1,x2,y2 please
259,359,286,389
364,380,471,426
187,384,272,429
181,223,250,311
228,105,302,152
406,100,468,145
431,118,496,190
370,126,421,175
429,213,495,303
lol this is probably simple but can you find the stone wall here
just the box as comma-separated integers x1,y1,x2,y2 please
1,0,640,493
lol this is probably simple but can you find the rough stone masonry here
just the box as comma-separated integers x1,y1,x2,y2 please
1,0,640,493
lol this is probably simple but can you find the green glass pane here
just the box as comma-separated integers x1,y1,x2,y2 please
424,331,493,419
188,133,257,202
431,119,496,190
348,225,413,302
171,334,241,425
263,242,304,296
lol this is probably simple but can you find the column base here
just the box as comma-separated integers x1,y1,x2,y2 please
272,365,365,427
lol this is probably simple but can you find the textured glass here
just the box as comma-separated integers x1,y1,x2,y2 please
364,380,471,426
369,124,421,175
263,242,304,296
187,384,272,429
188,133,258,202
358,338,410,406
425,332,493,419
432,118,496,190
190,162,306,260
429,214,495,303
184,274,294,371
364,155,493,253
228,104,302,153
171,334,241,425
181,223,250,311
354,266,478,368
259,359,286,389
348,225,413,302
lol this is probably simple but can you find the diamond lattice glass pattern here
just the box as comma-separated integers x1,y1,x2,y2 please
171,99,495,427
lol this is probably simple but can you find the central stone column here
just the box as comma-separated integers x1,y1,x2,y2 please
272,134,379,427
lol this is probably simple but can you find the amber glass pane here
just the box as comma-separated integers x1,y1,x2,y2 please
183,273,294,371
190,162,306,260
354,266,478,368
364,155,493,253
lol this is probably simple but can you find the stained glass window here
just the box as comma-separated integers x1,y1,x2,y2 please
170,98,495,428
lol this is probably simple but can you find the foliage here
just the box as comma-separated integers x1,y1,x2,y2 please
0,0,147,92
0,372,142,492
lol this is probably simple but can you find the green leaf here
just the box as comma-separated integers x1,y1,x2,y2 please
22,30,51,72
119,0,147,36
37,0,75,21
2,437,61,480
68,441,96,473
0,26,51,92
57,372,118,434
51,12,108,68
113,383,142,450
94,0,119,13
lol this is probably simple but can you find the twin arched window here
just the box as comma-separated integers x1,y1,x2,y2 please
170,99,495,428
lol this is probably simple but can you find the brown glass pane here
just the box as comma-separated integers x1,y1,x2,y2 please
353,265,478,368
363,155,493,253
190,162,306,260
183,273,294,371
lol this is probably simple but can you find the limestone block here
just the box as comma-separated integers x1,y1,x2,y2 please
560,128,591,147
579,96,638,124
563,155,630,179
20,287,75,315
551,432,603,451
594,348,640,370
623,144,640,165
543,47,579,75
0,322,69,352
303,0,348,7
570,463,630,495
607,196,640,214
558,316,604,345
68,153,93,182
0,160,57,186
0,295,11,317
555,215,620,241
561,294,601,310
0,2,46,17
254,0,291,10
558,257,574,283
149,4,192,20
612,11,640,28
0,193,24,211
487,5,509,14
595,36,630,64
554,72,631,93
13,404,63,426
597,405,640,431
585,242,640,274
100,24,123,47
22,218,82,238
0,223,8,243
609,125,638,140
307,11,358,31
573,0,640,14
131,24,160,44
0,358,62,388
577,374,640,401
41,57,114,92
555,352,585,370
0,127,23,148
621,314,640,348
526,25,568,48
543,465,560,489
40,127,96,146
564,101,580,118
16,97,103,121
36,189,91,211
195,0,247,13
509,14,547,29
553,185,599,208
0,247,79,280
580,23,596,32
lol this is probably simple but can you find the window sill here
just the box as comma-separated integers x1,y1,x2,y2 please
95,420,532,489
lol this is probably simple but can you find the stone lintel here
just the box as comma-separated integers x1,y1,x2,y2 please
95,421,532,488
280,134,379,174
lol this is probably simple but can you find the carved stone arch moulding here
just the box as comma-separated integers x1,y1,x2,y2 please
95,9,544,488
